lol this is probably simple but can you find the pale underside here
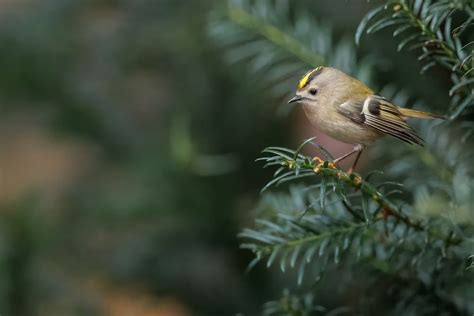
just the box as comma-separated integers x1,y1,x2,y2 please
303,94,422,146
303,100,382,146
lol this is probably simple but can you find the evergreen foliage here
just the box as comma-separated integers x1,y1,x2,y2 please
208,0,373,103
211,0,474,314
357,0,474,119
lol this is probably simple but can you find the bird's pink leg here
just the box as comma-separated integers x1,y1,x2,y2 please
333,144,364,173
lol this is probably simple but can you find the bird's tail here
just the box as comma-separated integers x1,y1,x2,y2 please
399,108,445,120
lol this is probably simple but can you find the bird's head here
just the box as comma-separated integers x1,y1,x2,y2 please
288,66,340,107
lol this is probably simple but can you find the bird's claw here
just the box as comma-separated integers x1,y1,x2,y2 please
312,157,324,173
312,157,337,173
312,156,324,164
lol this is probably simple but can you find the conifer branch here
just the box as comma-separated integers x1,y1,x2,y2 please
209,0,372,99
258,144,462,242
357,0,474,118
224,5,324,67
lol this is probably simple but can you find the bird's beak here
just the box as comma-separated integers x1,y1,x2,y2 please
287,95,303,104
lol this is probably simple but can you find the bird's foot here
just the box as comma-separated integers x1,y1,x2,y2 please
312,157,337,173
312,157,324,165
312,157,324,173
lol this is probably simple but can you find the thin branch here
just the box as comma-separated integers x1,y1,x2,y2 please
260,146,462,244
294,158,424,230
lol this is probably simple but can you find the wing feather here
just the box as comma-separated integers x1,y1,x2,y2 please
338,95,424,145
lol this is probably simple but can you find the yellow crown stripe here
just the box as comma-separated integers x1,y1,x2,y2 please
298,67,322,90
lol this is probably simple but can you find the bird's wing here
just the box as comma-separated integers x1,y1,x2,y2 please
337,95,424,145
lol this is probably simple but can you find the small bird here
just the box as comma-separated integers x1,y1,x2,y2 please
288,66,444,173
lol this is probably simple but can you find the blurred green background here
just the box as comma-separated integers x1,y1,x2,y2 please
0,0,453,315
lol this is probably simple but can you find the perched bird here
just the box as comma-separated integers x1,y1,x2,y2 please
288,66,444,173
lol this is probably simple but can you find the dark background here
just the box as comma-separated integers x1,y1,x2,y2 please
0,1,452,315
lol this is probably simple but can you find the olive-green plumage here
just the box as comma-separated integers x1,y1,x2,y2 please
288,66,444,171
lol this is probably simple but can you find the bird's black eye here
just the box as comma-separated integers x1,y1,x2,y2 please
309,88,318,96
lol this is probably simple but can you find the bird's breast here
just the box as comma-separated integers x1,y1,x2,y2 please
303,104,382,145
